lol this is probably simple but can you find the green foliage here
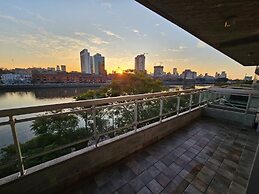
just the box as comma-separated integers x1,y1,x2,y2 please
76,72,166,100
31,115,79,136
0,114,93,178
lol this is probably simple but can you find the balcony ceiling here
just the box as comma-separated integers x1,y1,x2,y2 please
136,0,259,66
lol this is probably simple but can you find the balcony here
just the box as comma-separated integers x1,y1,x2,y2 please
0,88,258,193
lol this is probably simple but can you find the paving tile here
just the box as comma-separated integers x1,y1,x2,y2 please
117,184,135,194
208,173,231,194
95,172,110,187
98,181,116,194
62,118,258,194
137,186,152,194
162,167,178,179
155,173,170,187
228,181,246,194
169,162,183,174
146,179,163,194
138,171,153,185
164,181,178,193
129,176,145,192
183,184,203,194
189,147,200,155
191,177,208,192
161,152,177,166
154,161,167,171
147,165,160,178
184,151,196,159
217,166,234,181
179,169,194,183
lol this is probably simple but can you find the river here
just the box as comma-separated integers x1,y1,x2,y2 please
0,88,91,149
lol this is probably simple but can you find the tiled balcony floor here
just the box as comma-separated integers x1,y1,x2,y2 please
64,118,258,194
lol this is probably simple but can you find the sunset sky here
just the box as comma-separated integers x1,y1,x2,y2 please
0,0,256,79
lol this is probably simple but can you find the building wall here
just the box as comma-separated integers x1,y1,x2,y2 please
135,54,145,72
32,73,107,84
93,53,105,75
80,49,91,74
154,66,164,77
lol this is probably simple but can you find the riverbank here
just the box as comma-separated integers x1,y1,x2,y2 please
0,83,109,91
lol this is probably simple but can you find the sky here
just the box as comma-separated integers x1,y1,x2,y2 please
0,0,256,79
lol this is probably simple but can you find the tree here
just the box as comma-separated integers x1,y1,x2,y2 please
76,72,166,100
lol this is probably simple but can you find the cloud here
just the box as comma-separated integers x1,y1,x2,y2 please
165,44,187,52
14,6,55,23
101,2,112,9
0,13,32,26
74,32,87,36
89,36,109,45
132,29,139,33
160,32,166,36
196,40,207,48
94,25,124,40
155,23,160,27
102,30,124,40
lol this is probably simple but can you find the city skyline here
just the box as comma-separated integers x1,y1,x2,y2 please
0,0,256,79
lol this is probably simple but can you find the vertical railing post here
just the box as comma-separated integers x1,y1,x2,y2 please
177,95,180,116
9,116,25,176
245,94,252,114
159,97,163,123
92,105,97,146
134,100,138,131
189,93,193,111
198,91,202,107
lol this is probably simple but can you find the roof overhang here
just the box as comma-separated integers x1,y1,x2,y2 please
136,0,259,66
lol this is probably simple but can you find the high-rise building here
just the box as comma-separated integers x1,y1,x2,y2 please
80,49,92,74
180,69,197,79
154,66,164,77
56,65,60,72
61,65,66,72
215,72,220,78
135,54,146,73
173,68,178,75
93,53,105,75
219,71,227,78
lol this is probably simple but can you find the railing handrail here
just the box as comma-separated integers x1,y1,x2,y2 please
209,87,259,96
0,88,206,117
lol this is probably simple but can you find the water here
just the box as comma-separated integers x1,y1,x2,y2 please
0,88,90,148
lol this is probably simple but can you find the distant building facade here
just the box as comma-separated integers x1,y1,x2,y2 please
32,72,107,84
135,54,146,73
180,69,197,79
244,75,253,81
56,65,60,72
80,49,92,74
1,73,32,84
219,71,227,78
172,68,178,76
61,65,66,72
93,53,105,75
154,65,164,77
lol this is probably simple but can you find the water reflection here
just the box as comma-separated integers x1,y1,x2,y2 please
0,87,92,148
0,88,92,110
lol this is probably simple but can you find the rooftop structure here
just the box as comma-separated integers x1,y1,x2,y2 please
136,0,259,67
0,88,258,194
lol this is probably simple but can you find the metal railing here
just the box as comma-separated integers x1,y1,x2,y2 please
208,87,259,113
0,88,220,179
